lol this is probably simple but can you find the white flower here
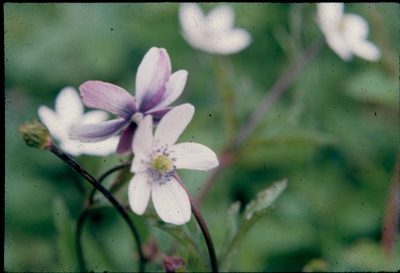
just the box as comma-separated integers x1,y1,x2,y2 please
317,3,381,61
38,87,119,156
179,3,252,55
129,103,219,225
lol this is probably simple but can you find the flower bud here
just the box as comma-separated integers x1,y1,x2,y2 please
19,119,52,149
162,254,185,273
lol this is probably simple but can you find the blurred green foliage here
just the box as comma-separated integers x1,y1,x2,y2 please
5,3,399,272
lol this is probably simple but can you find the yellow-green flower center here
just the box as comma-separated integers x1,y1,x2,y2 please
152,155,173,173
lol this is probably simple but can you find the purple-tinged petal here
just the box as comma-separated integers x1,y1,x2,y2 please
136,47,171,112
171,142,219,171
80,80,137,119
151,70,188,110
154,104,194,148
151,176,191,225
128,172,152,215
145,107,172,125
71,118,129,142
132,115,153,169
116,122,137,155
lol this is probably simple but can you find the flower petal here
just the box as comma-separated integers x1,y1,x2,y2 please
61,137,119,157
179,3,205,46
151,176,191,225
145,108,171,125
116,123,137,155
80,80,136,119
132,115,153,173
325,33,353,61
82,110,110,124
171,142,219,171
71,118,128,142
136,47,171,112
151,70,188,110
350,39,381,61
128,172,152,215
55,87,84,120
154,103,194,148
209,28,252,55
317,3,344,34
38,105,65,140
207,5,235,32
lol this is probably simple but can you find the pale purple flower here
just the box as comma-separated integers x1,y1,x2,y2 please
179,3,252,55
38,87,119,156
129,103,219,225
71,47,188,154
317,3,381,61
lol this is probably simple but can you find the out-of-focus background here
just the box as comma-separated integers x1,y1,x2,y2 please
5,3,399,272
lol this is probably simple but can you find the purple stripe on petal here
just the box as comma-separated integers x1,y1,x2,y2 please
116,122,137,155
80,80,137,119
71,118,129,142
136,48,172,112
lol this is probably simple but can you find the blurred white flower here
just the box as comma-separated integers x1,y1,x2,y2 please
128,103,219,225
179,3,252,55
317,3,381,61
38,87,119,156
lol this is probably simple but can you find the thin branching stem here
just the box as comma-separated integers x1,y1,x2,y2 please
48,144,146,272
89,161,132,205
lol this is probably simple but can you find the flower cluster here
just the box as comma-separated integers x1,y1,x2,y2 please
38,47,219,225
34,3,381,227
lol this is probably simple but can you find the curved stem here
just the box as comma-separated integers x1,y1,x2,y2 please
48,144,146,272
89,161,132,205
173,172,218,272
76,209,90,272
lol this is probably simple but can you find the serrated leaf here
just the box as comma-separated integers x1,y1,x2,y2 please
220,179,287,271
244,179,288,220
52,196,80,271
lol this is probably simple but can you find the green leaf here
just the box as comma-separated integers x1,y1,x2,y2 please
345,69,398,107
52,196,80,271
220,179,288,271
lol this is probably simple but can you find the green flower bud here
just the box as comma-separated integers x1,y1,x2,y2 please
19,119,52,150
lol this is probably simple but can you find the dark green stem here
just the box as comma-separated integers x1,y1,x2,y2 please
48,144,146,272
76,209,89,272
173,172,218,272
89,161,132,205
